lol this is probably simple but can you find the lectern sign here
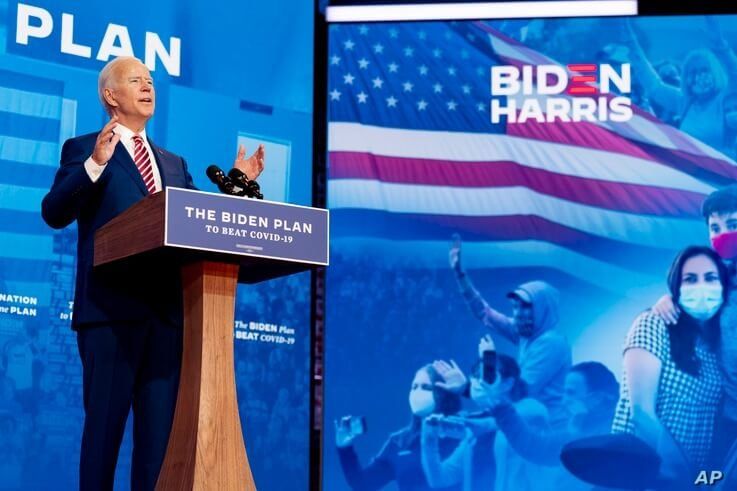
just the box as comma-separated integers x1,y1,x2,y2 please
164,187,329,265
92,188,326,489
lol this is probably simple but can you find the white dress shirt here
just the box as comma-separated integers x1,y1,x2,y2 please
84,123,163,192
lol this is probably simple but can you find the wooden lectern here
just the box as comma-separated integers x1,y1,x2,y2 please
93,188,329,490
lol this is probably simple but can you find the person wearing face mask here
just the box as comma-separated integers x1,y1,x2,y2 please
623,17,737,156
423,342,549,491
484,362,619,490
449,236,571,422
652,186,737,467
651,60,682,126
596,43,654,115
722,92,737,160
334,364,463,491
612,246,726,483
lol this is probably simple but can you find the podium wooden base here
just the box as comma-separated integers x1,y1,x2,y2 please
156,261,256,490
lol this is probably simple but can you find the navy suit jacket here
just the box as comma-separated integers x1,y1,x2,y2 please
42,131,197,328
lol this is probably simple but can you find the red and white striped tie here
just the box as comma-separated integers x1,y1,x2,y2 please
132,135,156,194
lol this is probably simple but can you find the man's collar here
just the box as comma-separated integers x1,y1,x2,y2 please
113,123,147,140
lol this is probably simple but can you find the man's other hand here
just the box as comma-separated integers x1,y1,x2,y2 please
334,416,362,448
478,335,495,359
234,144,265,181
449,233,462,272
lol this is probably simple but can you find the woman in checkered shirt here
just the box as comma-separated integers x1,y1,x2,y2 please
612,246,728,482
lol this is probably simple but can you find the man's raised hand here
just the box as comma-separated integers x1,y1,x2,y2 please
433,359,468,394
334,416,362,448
91,116,121,166
449,233,462,271
478,335,495,359
234,144,265,181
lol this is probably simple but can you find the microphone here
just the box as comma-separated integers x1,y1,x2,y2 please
228,168,263,199
227,167,249,188
206,165,238,195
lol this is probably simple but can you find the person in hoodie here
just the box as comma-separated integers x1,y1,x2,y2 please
335,363,463,491
449,236,572,420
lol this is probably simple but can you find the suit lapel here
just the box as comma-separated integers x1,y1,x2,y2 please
147,137,169,189
110,142,148,196
110,136,172,194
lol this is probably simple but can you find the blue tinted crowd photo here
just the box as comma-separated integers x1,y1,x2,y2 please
504,16,737,159
330,187,737,490
325,15,737,490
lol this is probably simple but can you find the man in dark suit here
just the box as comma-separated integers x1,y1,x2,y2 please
41,56,265,490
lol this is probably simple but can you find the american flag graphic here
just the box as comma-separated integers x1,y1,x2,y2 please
0,69,76,323
326,21,737,295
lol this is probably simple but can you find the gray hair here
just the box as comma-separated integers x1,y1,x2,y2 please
97,56,143,115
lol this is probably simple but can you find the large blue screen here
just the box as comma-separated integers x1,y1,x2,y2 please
325,14,737,490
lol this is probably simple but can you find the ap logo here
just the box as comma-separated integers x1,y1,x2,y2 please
694,470,724,486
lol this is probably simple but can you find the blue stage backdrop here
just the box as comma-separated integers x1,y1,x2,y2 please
0,1,313,489
324,14,737,490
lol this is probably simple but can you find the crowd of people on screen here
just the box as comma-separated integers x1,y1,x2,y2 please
504,16,737,160
334,185,737,490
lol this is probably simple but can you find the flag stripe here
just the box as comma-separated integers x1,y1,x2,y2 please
506,116,737,185
0,160,56,188
328,151,705,217
0,258,57,282
637,140,737,187
0,70,66,314
331,209,675,275
0,87,63,120
494,61,730,163
484,29,550,67
505,114,656,160
0,209,54,235
0,184,48,212
499,87,678,149
0,232,54,260
0,110,61,142
0,136,59,166
328,122,714,194
0,69,65,96
328,179,704,249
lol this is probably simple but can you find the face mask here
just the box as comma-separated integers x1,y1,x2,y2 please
564,398,589,418
679,284,723,321
470,377,503,408
409,389,435,417
513,306,535,338
692,71,715,96
517,321,535,338
469,378,486,404
726,111,737,130
712,231,737,260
